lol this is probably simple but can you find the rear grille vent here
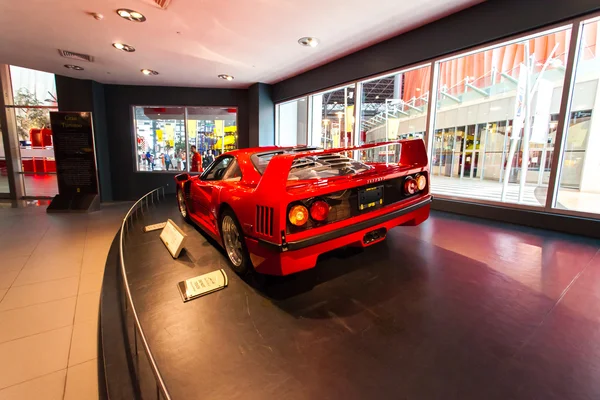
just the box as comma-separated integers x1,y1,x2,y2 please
58,50,94,62
256,206,274,236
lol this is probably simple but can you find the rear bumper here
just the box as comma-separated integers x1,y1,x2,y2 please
246,195,431,275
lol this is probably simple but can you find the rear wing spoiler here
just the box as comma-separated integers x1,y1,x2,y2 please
256,139,428,193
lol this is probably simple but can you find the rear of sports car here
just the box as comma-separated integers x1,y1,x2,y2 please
244,139,432,276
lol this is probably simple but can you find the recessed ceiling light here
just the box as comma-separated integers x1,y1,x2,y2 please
116,9,146,22
416,88,421,92
64,64,84,71
141,69,159,76
298,37,319,48
112,43,135,52
218,74,234,81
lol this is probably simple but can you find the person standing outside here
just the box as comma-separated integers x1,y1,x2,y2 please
190,145,203,172
164,151,172,171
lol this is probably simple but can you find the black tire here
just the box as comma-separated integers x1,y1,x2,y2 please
220,209,252,275
176,189,191,222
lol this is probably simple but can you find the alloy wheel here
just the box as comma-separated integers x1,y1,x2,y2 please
222,215,243,267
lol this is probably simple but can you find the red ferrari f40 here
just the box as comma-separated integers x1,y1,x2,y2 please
175,139,431,276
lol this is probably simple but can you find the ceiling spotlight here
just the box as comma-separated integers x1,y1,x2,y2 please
91,13,104,20
64,64,84,71
416,88,421,92
218,74,234,81
298,37,319,48
375,95,380,99
112,43,135,52
141,69,159,75
116,9,146,22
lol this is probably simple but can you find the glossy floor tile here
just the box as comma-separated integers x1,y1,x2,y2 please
0,202,129,400
64,359,99,400
0,326,72,389
0,297,76,344
0,370,66,400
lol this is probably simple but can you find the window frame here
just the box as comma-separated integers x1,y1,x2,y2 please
130,105,239,174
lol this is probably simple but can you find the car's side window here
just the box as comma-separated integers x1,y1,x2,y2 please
203,156,233,181
222,159,242,182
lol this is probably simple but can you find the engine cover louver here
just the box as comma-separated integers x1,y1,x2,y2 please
58,50,94,62
256,206,274,237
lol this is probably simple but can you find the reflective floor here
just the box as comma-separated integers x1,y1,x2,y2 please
123,199,600,400
0,202,130,399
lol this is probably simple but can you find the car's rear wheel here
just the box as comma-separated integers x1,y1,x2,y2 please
177,189,190,221
220,210,251,275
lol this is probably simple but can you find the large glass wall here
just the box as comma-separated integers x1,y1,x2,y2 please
6,66,58,197
429,26,573,207
555,18,600,215
133,106,238,173
361,65,431,145
310,85,356,149
276,97,308,146
274,13,600,219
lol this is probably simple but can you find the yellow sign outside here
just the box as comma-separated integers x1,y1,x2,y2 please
214,120,225,137
187,120,197,138
156,129,163,142
165,125,174,141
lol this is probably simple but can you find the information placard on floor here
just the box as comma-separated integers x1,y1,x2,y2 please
160,219,187,258
177,269,229,302
144,222,167,233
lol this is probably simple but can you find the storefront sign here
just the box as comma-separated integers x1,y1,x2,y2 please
160,219,187,258
177,269,228,302
49,112,99,195
530,79,553,144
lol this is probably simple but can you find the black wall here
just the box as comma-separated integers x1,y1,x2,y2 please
273,0,600,102
103,84,248,200
57,76,249,201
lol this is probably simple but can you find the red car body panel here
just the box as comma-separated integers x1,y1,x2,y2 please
175,139,431,276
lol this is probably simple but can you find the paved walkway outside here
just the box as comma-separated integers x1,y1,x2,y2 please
431,175,542,207
0,201,130,400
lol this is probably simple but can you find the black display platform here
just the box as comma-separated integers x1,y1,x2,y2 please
104,196,600,400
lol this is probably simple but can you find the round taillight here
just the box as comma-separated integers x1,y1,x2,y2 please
416,175,427,191
404,178,418,195
289,205,309,226
310,200,330,222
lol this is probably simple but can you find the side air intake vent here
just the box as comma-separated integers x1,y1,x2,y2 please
154,0,172,9
256,206,274,237
58,50,94,62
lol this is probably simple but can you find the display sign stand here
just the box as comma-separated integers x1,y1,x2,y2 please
47,112,100,213
177,269,228,302
160,219,187,258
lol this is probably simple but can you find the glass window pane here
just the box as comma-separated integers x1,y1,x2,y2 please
9,66,57,107
277,98,308,146
134,106,186,172
361,65,430,145
555,18,600,215
0,120,8,194
310,85,355,149
14,107,58,197
430,26,572,207
186,107,238,172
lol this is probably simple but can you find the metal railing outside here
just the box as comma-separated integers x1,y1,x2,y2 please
119,186,171,400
